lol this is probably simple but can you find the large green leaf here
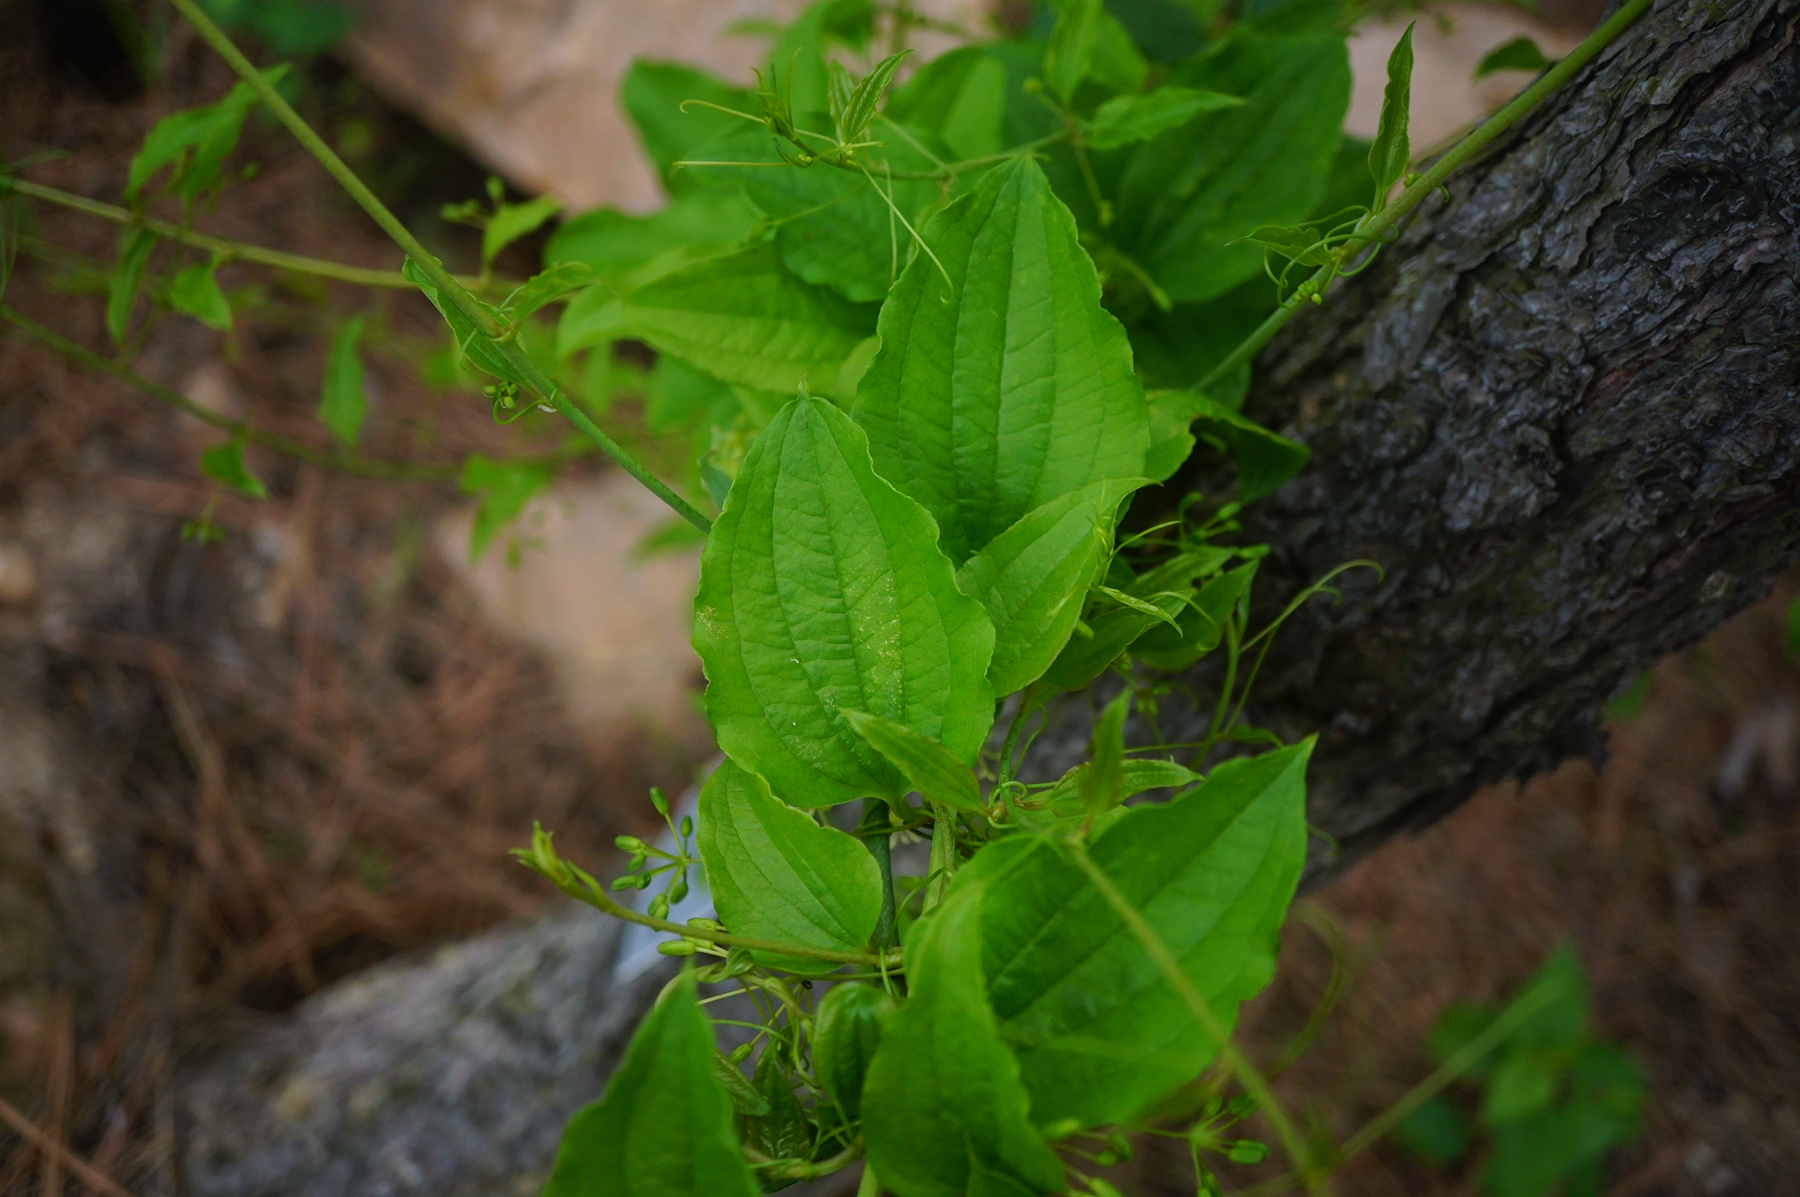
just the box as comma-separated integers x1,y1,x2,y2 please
542,971,759,1197
696,758,884,972
596,242,876,394
622,61,756,194
955,478,1141,696
690,116,943,303
843,709,984,814
966,741,1313,1129
694,392,995,807
812,981,897,1121
882,45,1008,161
862,883,1067,1197
854,156,1149,564
1112,29,1350,303
545,190,762,293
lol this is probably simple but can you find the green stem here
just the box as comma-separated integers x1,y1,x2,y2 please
0,304,505,482
1195,0,1652,395
3,177,496,291
1063,841,1321,1192
543,861,900,968
866,828,900,953
163,0,713,533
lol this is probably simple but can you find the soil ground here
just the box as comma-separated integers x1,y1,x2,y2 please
1,6,1796,1197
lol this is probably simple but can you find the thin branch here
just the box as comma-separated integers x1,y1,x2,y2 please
162,0,713,532
0,1095,138,1197
3,177,498,291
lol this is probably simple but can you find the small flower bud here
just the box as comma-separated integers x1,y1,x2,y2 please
657,940,697,956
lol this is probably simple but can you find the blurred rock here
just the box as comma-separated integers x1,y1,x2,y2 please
438,471,710,751
341,0,981,212
180,904,667,1197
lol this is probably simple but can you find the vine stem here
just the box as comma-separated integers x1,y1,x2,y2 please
163,0,713,532
537,858,901,968
0,304,510,482
3,177,497,291
1062,841,1322,1191
1195,0,1653,394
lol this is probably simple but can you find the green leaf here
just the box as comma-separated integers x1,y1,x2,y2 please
1368,24,1414,211
1238,222,1337,267
318,316,367,447
840,50,912,144
812,981,897,1121
1482,1049,1561,1126
1039,758,1202,812
1091,584,1183,632
200,439,268,500
1143,388,1205,482
622,61,757,193
126,69,286,204
1040,589,1185,690
403,259,529,391
694,392,995,806
169,257,232,331
482,194,560,267
1112,30,1349,303
503,262,596,325
1393,1095,1471,1167
1084,87,1243,151
645,354,736,433
541,971,760,1197
546,191,762,292
842,710,984,813
1131,560,1257,672
854,156,1150,564
710,1049,771,1117
1175,390,1309,501
459,454,554,561
883,46,1008,161
1043,0,1103,104
955,478,1140,696
743,1045,813,1163
1080,689,1130,817
107,227,158,345
862,883,1067,1197
1474,35,1554,80
695,758,885,972
611,242,875,395
1507,944,1590,1051
968,741,1313,1129
690,117,943,303
1089,7,1150,97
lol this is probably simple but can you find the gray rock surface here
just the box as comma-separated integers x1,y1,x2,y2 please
179,905,669,1197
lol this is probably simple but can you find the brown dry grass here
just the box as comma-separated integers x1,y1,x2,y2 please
0,15,694,1194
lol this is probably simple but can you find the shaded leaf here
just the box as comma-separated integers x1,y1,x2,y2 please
1179,390,1309,501
483,195,561,267
1368,24,1414,211
743,1046,814,1163
622,61,757,193
812,981,896,1121
1474,35,1553,80
504,262,596,325
1080,689,1129,817
459,454,553,561
546,191,762,292
883,46,1008,161
694,392,995,806
1040,589,1185,690
612,242,875,394
169,257,232,331
854,156,1149,564
318,316,366,447
1112,30,1349,303
1084,87,1242,151
862,883,1066,1197
107,227,157,345
1043,0,1103,104
966,741,1313,1128
842,710,984,813
126,69,286,204
711,1049,772,1117
200,439,268,500
1131,560,1257,672
541,972,760,1197
696,758,884,972
955,478,1140,696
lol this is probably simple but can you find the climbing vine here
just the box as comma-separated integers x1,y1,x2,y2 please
0,0,1654,1193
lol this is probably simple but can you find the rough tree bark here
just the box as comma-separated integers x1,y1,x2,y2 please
176,0,1800,1190
1132,0,1800,875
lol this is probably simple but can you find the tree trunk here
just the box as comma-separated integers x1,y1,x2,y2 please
1165,0,1800,874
